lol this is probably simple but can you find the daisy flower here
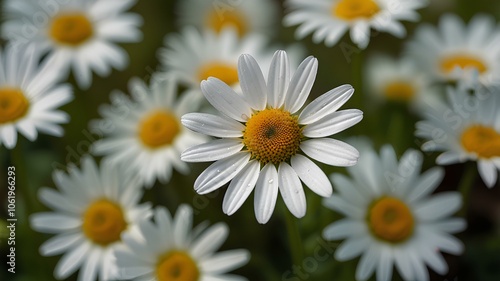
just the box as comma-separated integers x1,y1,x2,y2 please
365,54,439,109
2,0,143,89
283,0,427,49
323,143,466,281
176,0,279,37
181,50,363,224
30,156,152,281
115,205,251,281
416,84,500,188
406,14,500,87
91,75,206,188
0,44,72,149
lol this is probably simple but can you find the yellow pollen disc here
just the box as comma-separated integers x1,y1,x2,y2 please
82,199,127,246
50,13,94,46
383,81,415,102
461,124,500,159
440,55,487,74
333,0,380,20
139,111,180,149
368,197,414,243
156,251,200,281
243,108,302,165
205,9,248,37
197,62,239,85
0,88,30,124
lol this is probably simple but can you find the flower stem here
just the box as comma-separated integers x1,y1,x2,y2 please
284,209,304,268
458,163,476,217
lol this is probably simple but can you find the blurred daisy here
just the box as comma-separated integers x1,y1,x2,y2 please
176,0,279,37
115,205,250,281
2,0,143,89
181,50,363,223
406,14,500,87
91,76,205,188
0,45,72,149
365,54,439,109
323,143,465,281
416,85,500,188
284,0,427,49
30,156,152,281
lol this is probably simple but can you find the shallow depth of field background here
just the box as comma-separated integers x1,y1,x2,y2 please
1,0,500,280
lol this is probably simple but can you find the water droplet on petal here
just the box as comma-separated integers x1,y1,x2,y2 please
268,179,274,184
241,114,249,120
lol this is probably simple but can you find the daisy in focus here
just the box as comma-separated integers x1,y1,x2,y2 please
2,0,143,89
181,50,363,224
283,0,427,49
365,54,439,109
91,75,205,188
416,85,500,188
30,156,152,281
115,205,250,281
176,0,279,37
406,14,500,87
0,45,72,149
323,142,465,281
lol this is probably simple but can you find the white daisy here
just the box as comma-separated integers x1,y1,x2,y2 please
115,205,251,281
406,14,500,87
90,75,206,188
181,50,363,224
323,143,466,281
416,84,500,188
2,0,143,89
283,0,427,49
0,44,73,149
176,0,279,37
30,156,152,281
365,54,439,109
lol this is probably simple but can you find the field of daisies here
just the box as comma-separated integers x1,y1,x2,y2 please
1,0,500,280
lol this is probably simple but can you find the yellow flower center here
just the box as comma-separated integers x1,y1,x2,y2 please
197,62,239,86
50,13,94,46
139,111,180,149
82,199,127,246
368,197,414,243
243,108,302,165
383,81,415,102
156,251,200,281
440,54,487,74
461,124,500,159
333,0,380,20
205,9,248,37
0,88,30,124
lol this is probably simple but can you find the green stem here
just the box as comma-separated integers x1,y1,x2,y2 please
284,209,304,268
10,142,37,215
458,163,476,217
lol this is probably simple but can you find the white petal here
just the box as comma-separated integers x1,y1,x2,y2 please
377,247,393,281
335,236,370,261
299,84,354,124
79,247,101,281
191,223,228,259
194,152,251,194
222,160,259,215
254,163,279,224
201,78,252,122
355,244,378,281
302,109,363,138
181,113,244,138
284,56,318,114
414,192,462,221
323,219,366,240
291,154,332,197
267,50,290,109
54,242,91,279
30,213,81,233
407,167,444,203
238,54,267,110
300,139,359,167
199,250,250,275
278,163,306,218
181,139,243,162
40,233,84,256
478,160,498,188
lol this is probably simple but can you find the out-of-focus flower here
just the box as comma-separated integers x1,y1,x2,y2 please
90,75,205,188
284,0,427,49
406,14,500,87
2,0,143,89
115,205,250,281
323,142,466,281
30,156,152,281
181,50,362,224
365,54,439,110
176,0,279,37
0,45,72,149
416,85,500,188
